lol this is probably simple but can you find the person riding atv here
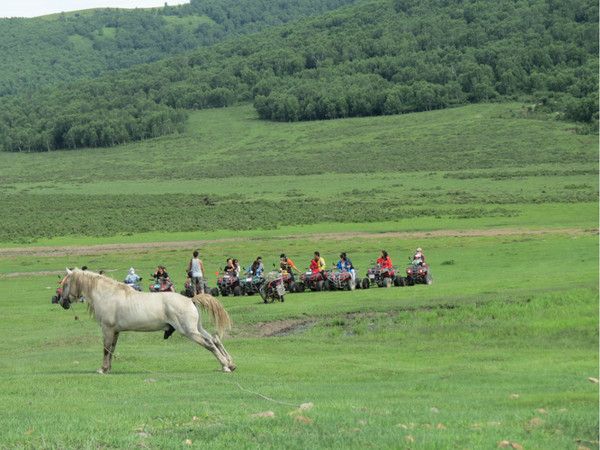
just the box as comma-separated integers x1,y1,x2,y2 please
150,266,174,292
336,252,356,285
280,253,301,281
413,247,426,265
247,256,264,277
124,267,142,291
310,251,326,274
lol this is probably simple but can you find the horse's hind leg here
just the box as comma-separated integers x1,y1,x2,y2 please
198,327,235,371
184,331,232,372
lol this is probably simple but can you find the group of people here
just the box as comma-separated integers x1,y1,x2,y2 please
123,247,427,294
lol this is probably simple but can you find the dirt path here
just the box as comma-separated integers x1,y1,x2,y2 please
0,227,595,259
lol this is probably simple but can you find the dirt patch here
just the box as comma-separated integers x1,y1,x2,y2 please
234,319,317,338
0,268,117,279
0,227,594,259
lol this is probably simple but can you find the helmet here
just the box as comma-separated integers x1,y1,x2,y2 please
129,267,135,275
416,248,422,252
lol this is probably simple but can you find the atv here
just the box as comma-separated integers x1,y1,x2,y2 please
149,276,174,292
124,277,142,292
405,260,432,286
325,269,355,291
180,278,218,297
216,271,242,297
259,271,286,303
51,285,63,304
361,264,402,289
280,271,298,293
239,274,265,296
296,270,328,292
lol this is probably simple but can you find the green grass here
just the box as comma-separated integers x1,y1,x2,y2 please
0,103,597,243
0,102,597,448
0,231,597,449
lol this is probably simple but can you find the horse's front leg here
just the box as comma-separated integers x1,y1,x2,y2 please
98,328,118,374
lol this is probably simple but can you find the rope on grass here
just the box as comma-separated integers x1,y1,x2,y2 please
230,379,300,407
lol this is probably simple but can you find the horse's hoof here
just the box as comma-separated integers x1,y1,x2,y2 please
96,368,107,374
228,364,237,372
222,366,232,373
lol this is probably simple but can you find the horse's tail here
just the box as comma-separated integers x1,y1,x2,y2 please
191,294,232,338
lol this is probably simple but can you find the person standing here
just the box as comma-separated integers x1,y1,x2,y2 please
187,250,205,295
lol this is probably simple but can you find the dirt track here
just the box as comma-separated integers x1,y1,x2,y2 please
0,227,595,259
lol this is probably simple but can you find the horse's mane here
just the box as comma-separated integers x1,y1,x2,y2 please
69,269,132,317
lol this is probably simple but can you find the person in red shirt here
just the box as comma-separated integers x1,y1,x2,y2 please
309,252,326,274
377,250,393,269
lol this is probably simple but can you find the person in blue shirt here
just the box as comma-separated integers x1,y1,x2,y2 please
247,256,264,277
336,252,356,285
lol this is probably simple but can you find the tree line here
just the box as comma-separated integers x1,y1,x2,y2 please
0,0,597,152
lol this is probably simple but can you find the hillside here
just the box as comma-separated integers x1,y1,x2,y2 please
0,0,357,96
0,103,596,243
0,0,597,152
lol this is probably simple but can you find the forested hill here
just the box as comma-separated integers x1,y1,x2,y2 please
1,0,597,152
0,0,358,96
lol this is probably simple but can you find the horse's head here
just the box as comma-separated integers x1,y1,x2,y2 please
58,268,76,309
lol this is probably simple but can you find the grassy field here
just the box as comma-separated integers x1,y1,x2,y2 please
0,230,597,448
0,102,597,448
0,103,597,243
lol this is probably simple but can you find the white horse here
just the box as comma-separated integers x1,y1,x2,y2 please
58,268,235,373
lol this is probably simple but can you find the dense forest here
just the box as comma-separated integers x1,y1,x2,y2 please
0,0,597,152
0,0,358,96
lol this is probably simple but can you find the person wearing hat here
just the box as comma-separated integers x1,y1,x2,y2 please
413,247,426,265
125,267,140,284
124,267,141,291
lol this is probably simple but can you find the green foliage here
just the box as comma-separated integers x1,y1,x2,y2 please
1,0,597,151
0,0,358,96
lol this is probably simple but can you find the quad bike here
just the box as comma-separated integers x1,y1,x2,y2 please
51,285,63,304
180,278,218,297
405,259,432,286
149,276,174,292
325,269,355,291
259,271,286,303
124,277,142,292
216,272,242,297
297,270,329,292
280,271,298,293
361,264,402,289
239,274,265,296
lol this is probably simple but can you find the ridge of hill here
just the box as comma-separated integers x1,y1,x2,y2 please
0,0,358,96
0,0,597,153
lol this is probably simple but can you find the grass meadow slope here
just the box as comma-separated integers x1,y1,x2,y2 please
0,103,597,448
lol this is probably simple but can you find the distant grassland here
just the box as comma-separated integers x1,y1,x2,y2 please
0,103,596,243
